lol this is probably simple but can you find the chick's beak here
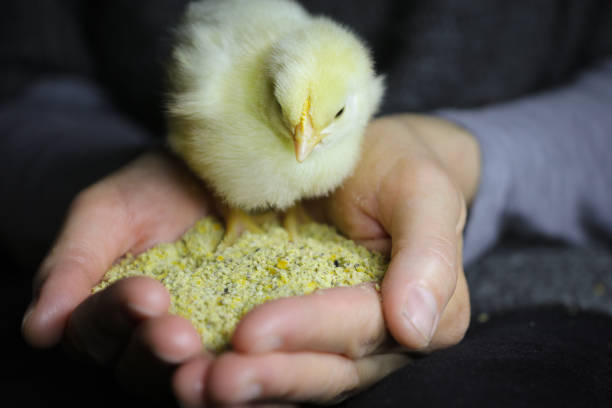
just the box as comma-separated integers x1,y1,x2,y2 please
293,99,322,163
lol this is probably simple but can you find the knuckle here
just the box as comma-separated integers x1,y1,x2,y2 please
346,329,386,360
380,156,456,209
416,235,459,301
401,156,447,188
424,235,457,273
343,339,365,360
62,239,103,276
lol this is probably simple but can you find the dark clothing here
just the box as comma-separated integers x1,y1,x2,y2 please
5,301,612,407
2,1,612,407
3,1,612,114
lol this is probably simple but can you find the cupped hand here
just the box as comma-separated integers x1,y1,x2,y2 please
187,114,481,406
21,152,215,396
21,114,480,407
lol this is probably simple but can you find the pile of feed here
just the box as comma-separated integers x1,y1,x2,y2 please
94,216,388,352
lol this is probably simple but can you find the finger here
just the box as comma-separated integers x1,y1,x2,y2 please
22,153,209,348
173,356,214,408
22,186,137,348
305,195,391,255
115,314,203,396
207,351,410,405
379,161,465,350
233,284,389,359
321,182,390,252
63,276,170,364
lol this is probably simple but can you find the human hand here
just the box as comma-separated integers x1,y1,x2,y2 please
21,114,480,407
184,114,480,406
21,149,396,407
20,152,215,397
327,114,479,350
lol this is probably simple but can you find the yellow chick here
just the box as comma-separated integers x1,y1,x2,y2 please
167,0,384,241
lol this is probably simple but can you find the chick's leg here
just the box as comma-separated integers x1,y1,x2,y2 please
283,203,312,241
221,208,264,247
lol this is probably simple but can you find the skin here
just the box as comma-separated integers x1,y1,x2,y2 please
21,114,480,407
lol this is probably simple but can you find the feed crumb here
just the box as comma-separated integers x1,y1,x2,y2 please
476,312,489,324
93,216,388,352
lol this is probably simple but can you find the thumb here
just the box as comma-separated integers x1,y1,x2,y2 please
380,164,467,350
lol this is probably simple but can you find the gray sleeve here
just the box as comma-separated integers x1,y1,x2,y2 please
437,57,612,265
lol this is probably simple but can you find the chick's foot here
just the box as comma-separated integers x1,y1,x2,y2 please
283,204,313,241
220,208,265,247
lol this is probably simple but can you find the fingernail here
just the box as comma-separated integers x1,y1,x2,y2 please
402,286,439,347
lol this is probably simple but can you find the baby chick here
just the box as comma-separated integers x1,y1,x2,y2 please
167,0,384,242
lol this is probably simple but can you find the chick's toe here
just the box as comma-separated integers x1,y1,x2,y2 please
220,208,264,247
283,204,313,241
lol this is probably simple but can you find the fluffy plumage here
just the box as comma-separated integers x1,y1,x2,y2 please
167,0,384,211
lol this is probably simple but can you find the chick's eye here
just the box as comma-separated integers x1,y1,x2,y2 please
335,107,345,119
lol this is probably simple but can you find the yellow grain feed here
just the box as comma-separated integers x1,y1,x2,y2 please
94,216,388,352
